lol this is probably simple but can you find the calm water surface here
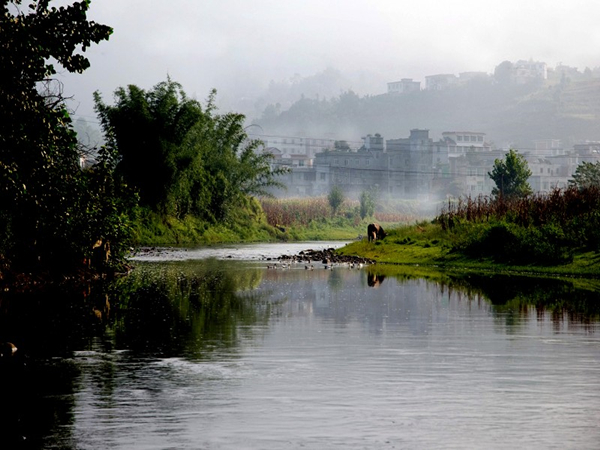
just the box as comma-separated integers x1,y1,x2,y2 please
2,242,600,449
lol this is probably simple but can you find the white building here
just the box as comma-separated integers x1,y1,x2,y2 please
441,131,490,157
387,78,421,94
512,60,547,84
425,74,458,91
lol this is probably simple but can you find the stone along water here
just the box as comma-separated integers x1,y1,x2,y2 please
2,253,600,449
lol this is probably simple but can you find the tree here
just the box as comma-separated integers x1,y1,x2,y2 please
359,187,376,219
334,140,350,151
0,0,130,274
569,161,600,190
488,149,532,199
494,60,513,85
94,79,205,210
95,80,287,222
328,185,344,215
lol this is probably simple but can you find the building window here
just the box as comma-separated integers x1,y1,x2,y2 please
470,136,477,142
366,160,371,166
344,159,349,166
320,173,326,181
334,158,339,165
540,168,543,173
478,136,483,142
457,135,463,141
299,160,304,167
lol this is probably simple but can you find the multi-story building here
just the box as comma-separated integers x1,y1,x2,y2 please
265,128,597,200
442,131,490,157
527,157,570,192
387,78,421,94
425,74,458,91
512,60,547,84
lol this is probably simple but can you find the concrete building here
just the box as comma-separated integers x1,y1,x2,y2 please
425,74,458,91
387,78,421,94
512,60,547,84
442,131,490,157
265,128,598,201
527,157,570,193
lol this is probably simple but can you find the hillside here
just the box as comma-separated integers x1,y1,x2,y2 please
256,78,600,148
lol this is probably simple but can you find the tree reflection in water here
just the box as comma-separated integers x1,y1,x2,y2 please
366,265,600,326
0,258,272,448
110,259,272,358
1,260,599,448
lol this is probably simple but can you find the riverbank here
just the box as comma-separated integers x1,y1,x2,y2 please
130,208,383,245
336,222,600,279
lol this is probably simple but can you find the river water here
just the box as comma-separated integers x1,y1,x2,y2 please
1,242,600,449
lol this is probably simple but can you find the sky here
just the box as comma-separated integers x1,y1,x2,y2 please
54,0,600,123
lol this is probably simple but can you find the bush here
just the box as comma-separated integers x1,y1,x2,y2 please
463,221,573,265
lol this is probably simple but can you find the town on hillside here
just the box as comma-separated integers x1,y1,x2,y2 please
256,59,600,200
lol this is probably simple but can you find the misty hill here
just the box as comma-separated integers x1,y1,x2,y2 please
255,76,600,149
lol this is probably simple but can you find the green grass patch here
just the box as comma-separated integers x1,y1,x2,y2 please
338,221,600,279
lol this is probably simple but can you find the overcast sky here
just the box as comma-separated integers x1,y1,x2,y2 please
57,0,600,121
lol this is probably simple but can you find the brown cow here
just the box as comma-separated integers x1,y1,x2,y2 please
367,223,386,242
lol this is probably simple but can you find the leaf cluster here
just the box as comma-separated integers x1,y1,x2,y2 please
569,161,600,190
0,1,132,276
94,80,288,225
488,148,532,199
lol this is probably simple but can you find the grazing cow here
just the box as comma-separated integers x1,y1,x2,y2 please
367,223,386,242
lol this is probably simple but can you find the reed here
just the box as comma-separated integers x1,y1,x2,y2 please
260,197,333,226
437,187,600,231
435,186,600,263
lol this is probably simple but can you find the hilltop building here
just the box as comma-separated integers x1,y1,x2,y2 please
511,60,548,84
387,79,421,94
425,74,458,91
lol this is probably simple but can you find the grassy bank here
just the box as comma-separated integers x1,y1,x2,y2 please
338,187,600,278
131,196,416,246
130,208,383,245
129,200,283,246
338,221,600,278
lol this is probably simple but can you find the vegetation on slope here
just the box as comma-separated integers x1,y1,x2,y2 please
257,76,600,148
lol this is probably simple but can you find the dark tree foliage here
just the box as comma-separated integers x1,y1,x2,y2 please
94,80,204,210
488,149,532,199
0,1,132,275
95,80,288,223
569,161,600,190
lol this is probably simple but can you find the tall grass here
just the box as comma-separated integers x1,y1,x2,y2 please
261,197,420,227
435,187,600,264
260,197,333,226
437,187,600,231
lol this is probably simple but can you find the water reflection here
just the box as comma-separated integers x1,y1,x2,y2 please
366,265,600,327
110,259,273,359
1,259,599,449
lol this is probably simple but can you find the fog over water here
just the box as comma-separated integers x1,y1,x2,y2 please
55,0,600,121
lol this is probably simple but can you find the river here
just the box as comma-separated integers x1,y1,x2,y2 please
1,242,599,449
